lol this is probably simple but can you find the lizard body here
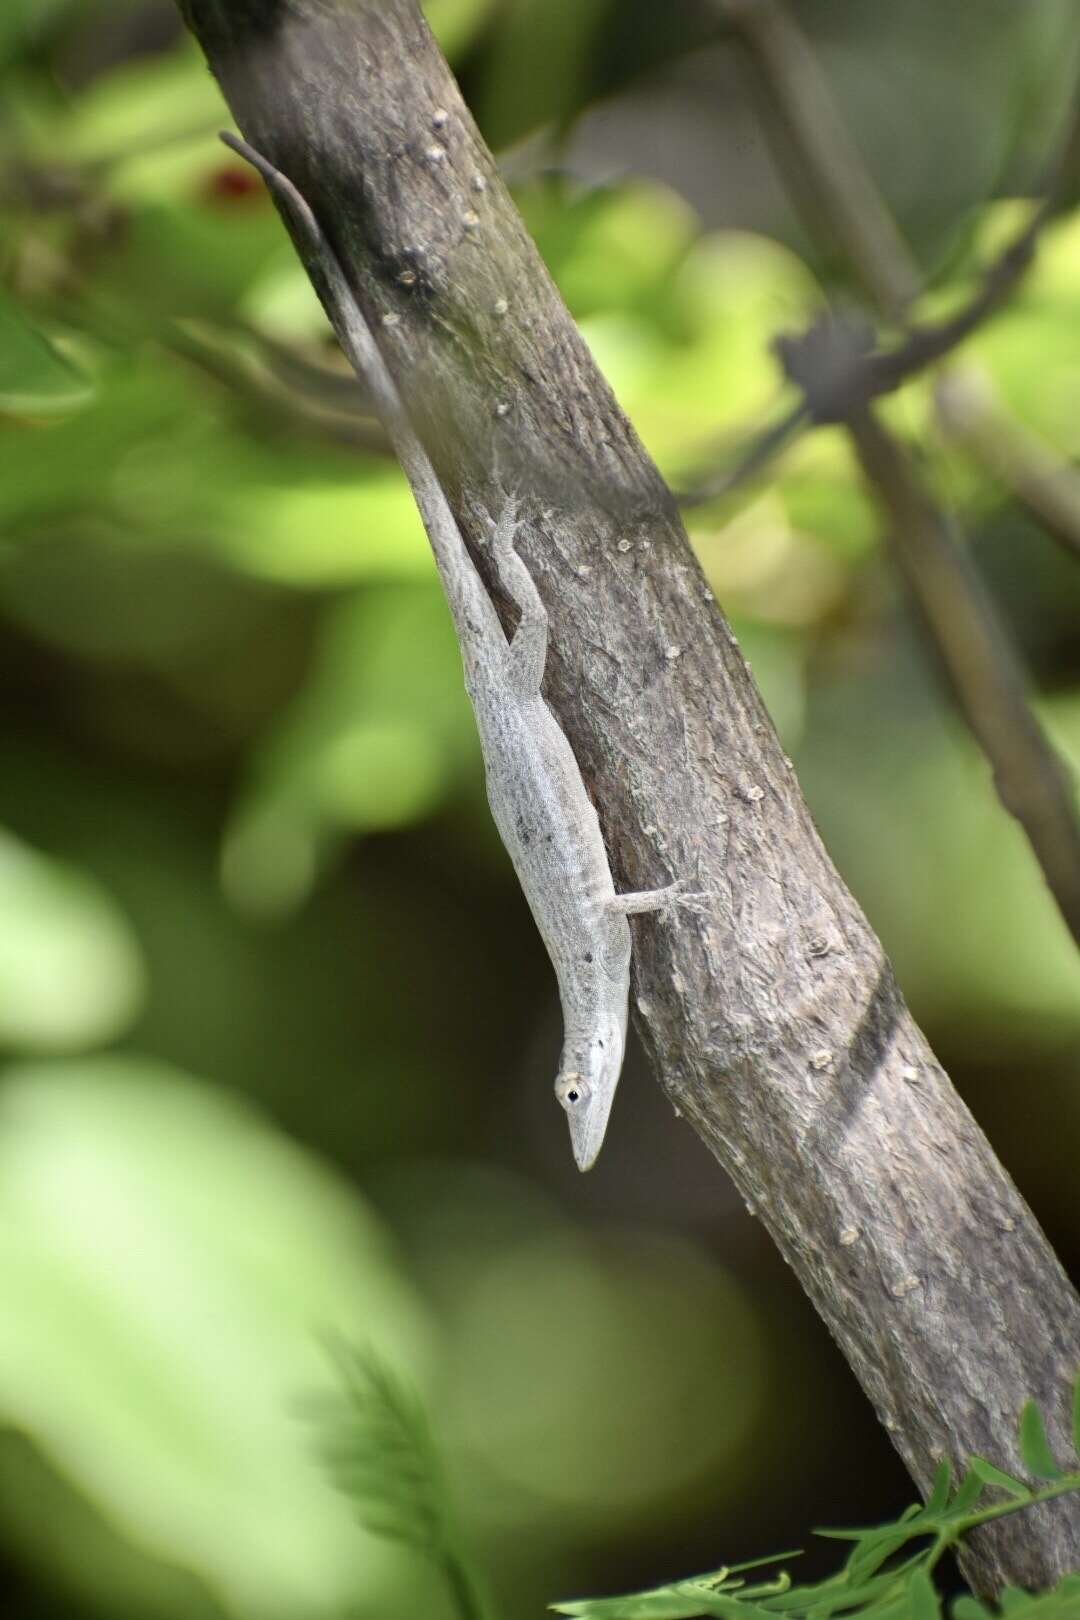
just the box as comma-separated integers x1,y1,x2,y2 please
223,134,682,1169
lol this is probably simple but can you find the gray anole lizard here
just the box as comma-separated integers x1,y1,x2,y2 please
222,133,687,1170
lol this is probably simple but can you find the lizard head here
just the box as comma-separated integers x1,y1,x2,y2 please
554,1019,625,1172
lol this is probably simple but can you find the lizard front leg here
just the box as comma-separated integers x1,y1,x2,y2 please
489,497,549,698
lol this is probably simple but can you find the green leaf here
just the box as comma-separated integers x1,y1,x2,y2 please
908,1569,941,1620
317,1342,450,1555
0,828,144,1052
0,1057,431,1620
50,37,225,171
0,294,93,417
693,1600,779,1620
421,0,497,58
316,1341,492,1620
221,583,476,916
551,1585,727,1619
951,1582,1080,1619
968,1456,1030,1497
550,1556,797,1619
765,1571,906,1616
924,1462,952,1516
846,1525,925,1583
947,1469,987,1516
1018,1400,1063,1480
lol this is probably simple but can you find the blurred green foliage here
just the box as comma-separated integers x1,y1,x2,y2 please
0,1057,430,1620
1,2,1080,1619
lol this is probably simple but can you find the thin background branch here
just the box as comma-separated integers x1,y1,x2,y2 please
716,0,1080,950
936,367,1080,567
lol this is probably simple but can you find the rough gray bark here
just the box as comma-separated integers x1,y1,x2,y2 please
178,0,1080,1590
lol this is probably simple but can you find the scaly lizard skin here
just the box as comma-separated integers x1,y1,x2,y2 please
223,134,684,1169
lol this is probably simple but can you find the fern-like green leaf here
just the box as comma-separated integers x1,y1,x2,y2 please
1018,1401,1063,1480
846,1525,926,1584
549,1555,797,1619
318,1342,450,1553
314,1338,492,1620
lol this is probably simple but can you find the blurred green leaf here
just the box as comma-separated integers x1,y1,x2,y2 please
214,462,433,585
422,0,497,60
0,293,94,417
522,180,698,327
629,230,819,471
48,38,225,171
796,679,1080,1039
0,1055,432,1620
907,1569,940,1620
479,0,607,144
0,0,70,69
0,347,431,586
0,827,144,1053
923,1461,951,1516
946,208,1080,461
0,527,287,676
0,1430,224,1620
318,1341,450,1551
73,188,289,328
316,1340,493,1620
1018,1400,1063,1480
223,583,476,915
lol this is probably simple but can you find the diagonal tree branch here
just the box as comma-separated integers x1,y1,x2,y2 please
176,0,1080,1593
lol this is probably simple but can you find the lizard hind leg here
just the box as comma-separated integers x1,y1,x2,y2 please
489,496,549,697
607,879,706,916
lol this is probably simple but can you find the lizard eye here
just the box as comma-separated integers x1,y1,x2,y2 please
555,1072,590,1109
